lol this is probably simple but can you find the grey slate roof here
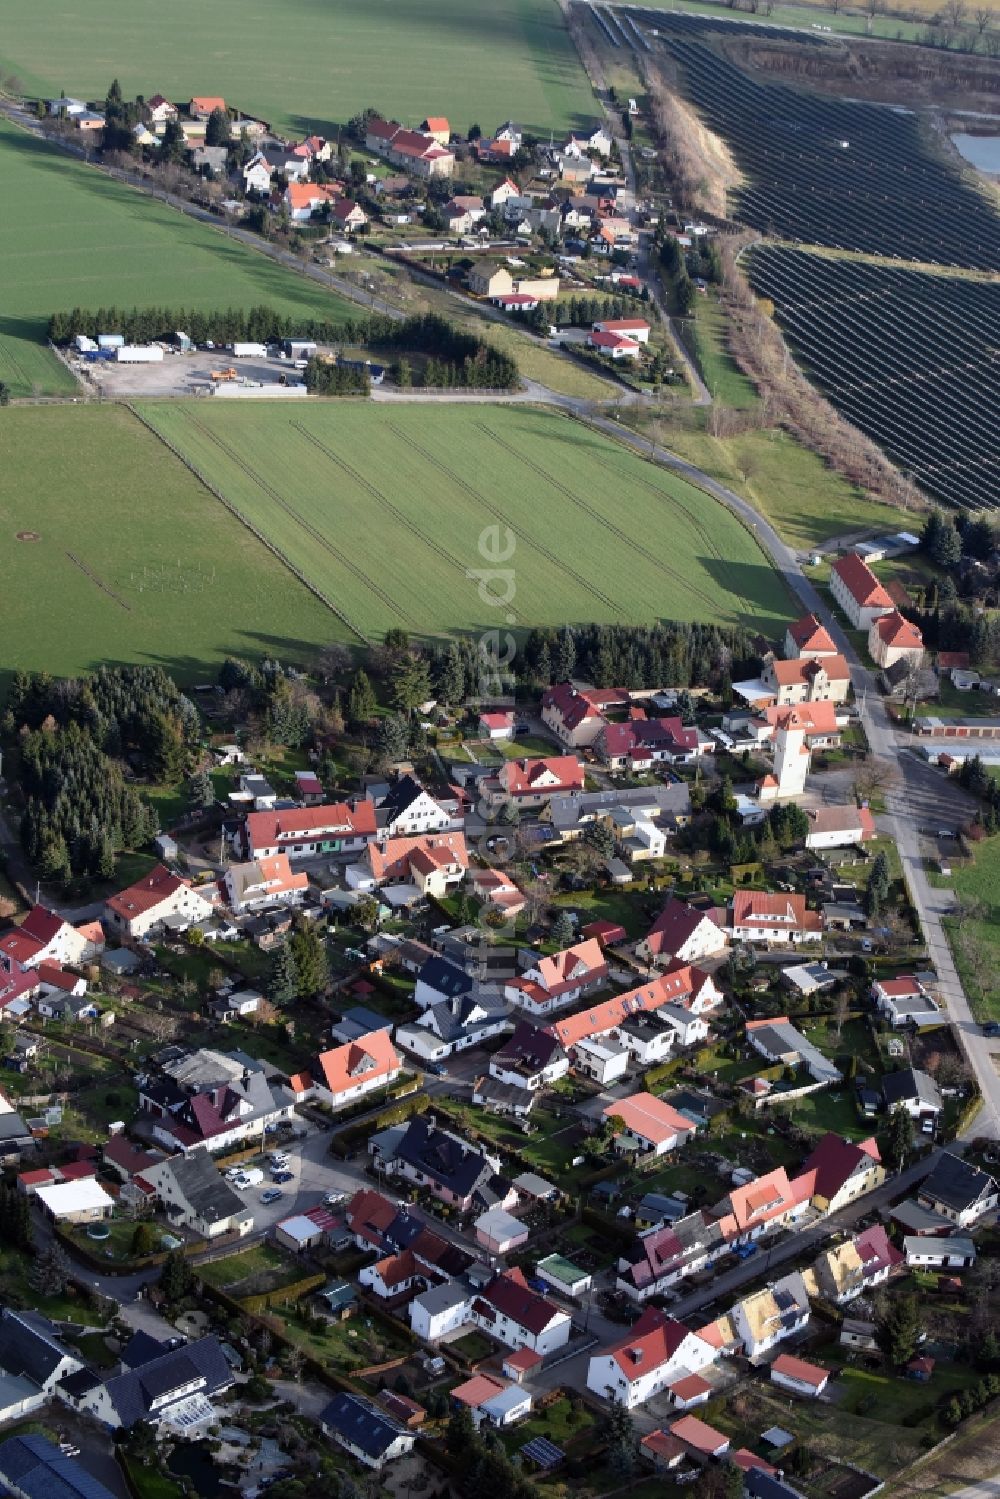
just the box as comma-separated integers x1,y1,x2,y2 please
425,993,507,1043
0,1308,77,1387
394,1116,495,1199
0,1434,117,1499
321,1392,410,1459
919,1152,998,1214
416,956,475,1001
882,1067,942,1112
159,1152,248,1226
98,1335,232,1427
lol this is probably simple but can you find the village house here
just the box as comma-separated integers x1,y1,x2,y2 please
761,653,851,706
729,891,823,946
727,1273,811,1361
0,906,97,969
245,800,376,860
242,151,273,193
784,614,838,660
409,1281,472,1343
711,1170,810,1246
321,1393,416,1469
917,1154,999,1228
755,700,842,752
140,1152,253,1239
444,194,486,234
223,854,308,914
586,1307,716,1409
395,991,510,1063
830,553,895,629
541,682,624,747
333,198,368,232
546,965,721,1064
599,715,709,771
809,1223,902,1303
471,1268,572,1355
770,1354,830,1400
347,832,469,898
636,898,728,969
189,95,225,119
377,775,456,836
285,182,342,221
105,865,214,941
796,1133,884,1213
379,1116,514,1213
505,937,608,1016
745,1017,842,1086
881,1066,943,1121
491,755,584,808
604,1093,695,1157
488,1021,569,1091
65,1333,235,1434
0,1310,85,1423
804,804,877,851
588,328,641,360
468,867,526,918
617,1211,727,1302
138,1056,292,1154
286,1029,401,1110
450,1373,531,1429
871,975,940,1027
868,610,925,671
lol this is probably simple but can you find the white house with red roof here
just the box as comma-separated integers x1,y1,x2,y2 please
592,318,651,344
869,610,925,671
145,94,179,130
755,700,842,751
546,966,719,1053
223,854,308,915
242,151,273,194
586,1307,716,1409
0,906,91,970
604,1092,695,1157
365,119,454,177
470,1268,571,1355
804,804,876,851
189,95,225,118
505,936,607,1015
711,1167,810,1245
468,867,526,918
795,1133,884,1214
285,183,343,222
871,974,940,1027
105,866,214,941
830,553,894,629
770,1353,830,1399
332,198,368,232
600,716,706,770
287,1029,401,1111
541,683,611,748
478,711,515,741
245,800,376,861
588,328,641,359
492,756,584,808
635,898,728,970
348,832,468,898
729,891,822,945
784,614,838,660
761,654,851,706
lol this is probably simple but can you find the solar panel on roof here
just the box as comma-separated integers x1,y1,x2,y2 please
521,1437,564,1468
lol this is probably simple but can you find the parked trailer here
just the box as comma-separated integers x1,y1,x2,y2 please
74,334,98,354
115,344,164,364
97,333,125,350
232,342,268,358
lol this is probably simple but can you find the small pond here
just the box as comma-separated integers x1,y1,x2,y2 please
952,133,1000,176
167,1442,223,1497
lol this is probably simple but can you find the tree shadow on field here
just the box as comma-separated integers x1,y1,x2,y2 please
699,556,796,639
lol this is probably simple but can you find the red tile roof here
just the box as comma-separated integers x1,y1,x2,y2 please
246,800,376,852
669,1372,712,1402
499,756,584,798
768,654,850,686
106,864,188,920
367,832,467,883
832,552,893,609
875,610,924,649
643,898,716,957
669,1414,729,1456
771,1353,829,1389
796,1132,881,1203
605,1092,693,1147
313,1029,400,1098
607,1306,699,1378
481,1267,562,1336
21,906,66,945
787,613,836,653
590,328,640,350
547,968,702,1048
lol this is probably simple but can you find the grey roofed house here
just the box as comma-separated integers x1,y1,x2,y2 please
881,1066,942,1113
889,1198,953,1235
0,1308,81,1389
392,1116,509,1206
493,1021,566,1075
0,1111,35,1151
548,782,691,836
512,1171,559,1200
0,1433,118,1499
101,948,142,975
434,925,518,980
918,1153,999,1219
161,1047,266,1090
781,963,840,998
415,955,475,1003
154,1151,250,1230
321,1392,414,1465
83,1335,234,1428
119,1330,168,1369
746,1019,841,1085
411,1279,470,1319
421,993,509,1045
376,773,432,827
190,144,229,173
330,1005,390,1044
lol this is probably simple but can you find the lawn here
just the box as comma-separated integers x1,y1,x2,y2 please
0,404,337,693
0,117,353,395
942,832,1000,1022
279,1303,413,1374
686,294,760,410
199,1243,305,1297
0,0,595,140
140,402,794,643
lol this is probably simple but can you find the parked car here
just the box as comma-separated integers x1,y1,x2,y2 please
271,1169,294,1183
261,1187,284,1205
324,1191,347,1207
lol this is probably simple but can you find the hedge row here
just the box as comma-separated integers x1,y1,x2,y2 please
239,1270,327,1315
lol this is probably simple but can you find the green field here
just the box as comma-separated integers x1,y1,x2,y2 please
0,405,337,690
0,0,595,140
944,834,1000,1022
137,401,794,642
0,117,352,396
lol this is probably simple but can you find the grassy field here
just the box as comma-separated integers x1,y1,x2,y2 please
943,833,1000,1022
635,407,910,550
138,401,794,642
686,295,760,410
0,405,337,692
0,0,595,139
0,118,353,396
